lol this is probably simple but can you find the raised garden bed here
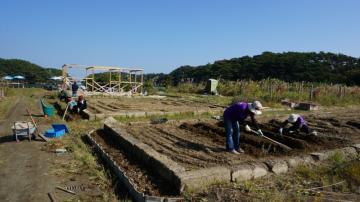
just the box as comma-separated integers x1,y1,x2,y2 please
86,107,360,199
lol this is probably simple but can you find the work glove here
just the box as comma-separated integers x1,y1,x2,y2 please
245,125,251,132
279,128,283,135
310,131,318,136
256,129,264,137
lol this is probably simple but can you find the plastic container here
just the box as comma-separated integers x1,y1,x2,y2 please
41,98,55,117
44,124,69,138
45,128,65,138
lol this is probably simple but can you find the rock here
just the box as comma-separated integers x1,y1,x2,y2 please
341,147,358,157
265,160,288,174
310,152,327,161
351,144,360,153
286,157,303,168
231,164,253,182
179,166,231,192
251,163,268,179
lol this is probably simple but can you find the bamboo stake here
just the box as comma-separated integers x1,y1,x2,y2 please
62,103,69,120
26,108,48,142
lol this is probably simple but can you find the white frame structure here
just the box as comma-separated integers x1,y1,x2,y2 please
62,64,144,96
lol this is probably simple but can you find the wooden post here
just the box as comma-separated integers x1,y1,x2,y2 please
62,103,69,120
118,69,121,92
48,192,56,202
62,64,67,90
85,68,88,91
109,71,112,92
141,71,144,93
26,108,48,142
92,68,94,92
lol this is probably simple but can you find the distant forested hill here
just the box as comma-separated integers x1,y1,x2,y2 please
0,58,61,83
168,52,360,85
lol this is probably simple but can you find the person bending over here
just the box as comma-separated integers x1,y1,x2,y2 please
223,100,264,154
279,114,317,136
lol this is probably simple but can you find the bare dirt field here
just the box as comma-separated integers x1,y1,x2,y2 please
86,96,223,114
0,90,117,202
90,107,360,197
121,118,355,170
112,107,359,171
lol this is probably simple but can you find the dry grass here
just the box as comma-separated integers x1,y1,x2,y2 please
0,96,18,119
190,153,360,201
44,118,118,201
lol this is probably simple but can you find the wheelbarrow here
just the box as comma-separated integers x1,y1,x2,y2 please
11,121,36,142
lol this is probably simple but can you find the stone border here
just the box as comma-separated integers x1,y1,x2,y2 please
82,109,223,121
231,146,359,182
85,130,183,202
93,117,360,197
103,117,232,193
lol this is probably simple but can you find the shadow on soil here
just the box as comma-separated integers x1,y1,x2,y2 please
81,135,133,201
0,135,44,144
0,135,14,144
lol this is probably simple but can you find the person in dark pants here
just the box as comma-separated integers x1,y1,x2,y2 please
279,114,317,136
76,95,87,113
72,81,79,97
223,100,264,154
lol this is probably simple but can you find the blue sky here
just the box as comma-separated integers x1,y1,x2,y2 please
1,0,359,75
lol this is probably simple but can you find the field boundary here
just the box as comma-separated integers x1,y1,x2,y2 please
83,109,223,120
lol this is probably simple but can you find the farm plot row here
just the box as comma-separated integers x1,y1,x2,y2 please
122,116,356,170
86,97,223,114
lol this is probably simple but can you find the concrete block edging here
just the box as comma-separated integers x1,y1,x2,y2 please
86,130,181,202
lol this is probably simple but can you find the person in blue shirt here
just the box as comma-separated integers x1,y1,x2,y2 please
223,101,264,154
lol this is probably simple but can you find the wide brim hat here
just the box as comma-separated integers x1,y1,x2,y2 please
248,101,263,115
287,114,300,123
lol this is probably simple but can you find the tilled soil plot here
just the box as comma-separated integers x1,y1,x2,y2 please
87,97,222,114
123,112,359,170
90,130,178,197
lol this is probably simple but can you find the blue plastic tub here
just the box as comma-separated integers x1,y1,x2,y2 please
45,128,65,138
44,124,69,138
52,124,69,133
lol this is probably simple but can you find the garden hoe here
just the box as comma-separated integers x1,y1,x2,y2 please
245,125,292,151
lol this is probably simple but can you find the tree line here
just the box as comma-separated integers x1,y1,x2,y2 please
163,52,360,86
2,51,360,86
0,58,62,83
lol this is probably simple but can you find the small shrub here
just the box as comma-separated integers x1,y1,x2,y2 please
343,160,360,186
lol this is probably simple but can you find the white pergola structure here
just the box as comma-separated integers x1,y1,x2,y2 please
62,64,144,96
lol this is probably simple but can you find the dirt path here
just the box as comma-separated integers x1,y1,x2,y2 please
0,97,58,202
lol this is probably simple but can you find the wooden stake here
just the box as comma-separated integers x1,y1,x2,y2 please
48,192,56,202
62,103,69,120
26,108,48,142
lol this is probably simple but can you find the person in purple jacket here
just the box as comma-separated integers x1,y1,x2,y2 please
223,100,264,154
279,114,317,136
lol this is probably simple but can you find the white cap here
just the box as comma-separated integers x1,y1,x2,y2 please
287,114,300,123
248,101,263,115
